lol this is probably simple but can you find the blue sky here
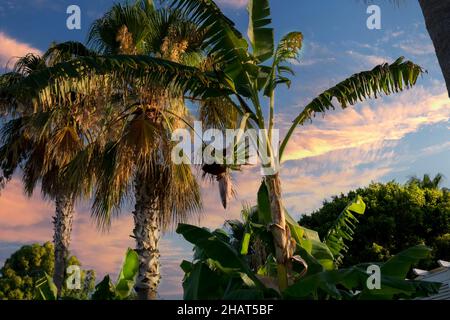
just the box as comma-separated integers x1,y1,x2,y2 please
0,0,449,299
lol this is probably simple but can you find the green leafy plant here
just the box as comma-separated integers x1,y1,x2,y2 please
299,180,450,269
177,196,441,300
34,273,58,301
1,0,426,293
92,248,139,300
0,242,95,300
33,248,139,300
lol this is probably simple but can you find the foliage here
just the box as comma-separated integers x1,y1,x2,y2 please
177,223,278,300
299,180,450,270
324,196,366,265
0,0,429,298
177,196,441,300
33,248,138,300
407,173,448,190
0,242,95,300
283,245,441,300
92,248,139,300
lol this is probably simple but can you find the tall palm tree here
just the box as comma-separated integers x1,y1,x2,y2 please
1,1,205,300
4,0,425,293
78,1,204,299
0,45,100,293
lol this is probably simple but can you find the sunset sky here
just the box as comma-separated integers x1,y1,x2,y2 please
0,0,449,299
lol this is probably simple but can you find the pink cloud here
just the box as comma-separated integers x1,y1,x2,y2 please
283,88,450,162
0,178,52,228
0,31,42,69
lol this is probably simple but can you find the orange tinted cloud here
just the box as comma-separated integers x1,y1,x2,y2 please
0,178,52,229
0,31,42,68
283,88,450,162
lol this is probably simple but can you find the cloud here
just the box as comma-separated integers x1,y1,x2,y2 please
0,31,41,69
394,42,435,56
297,42,336,67
345,50,392,67
283,165,393,216
375,27,435,57
0,178,52,229
420,141,450,157
216,0,248,8
282,88,450,162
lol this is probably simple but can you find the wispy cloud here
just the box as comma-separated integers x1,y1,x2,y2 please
297,42,337,67
0,179,52,229
345,50,391,68
216,0,248,8
0,31,41,69
394,41,435,56
283,88,450,162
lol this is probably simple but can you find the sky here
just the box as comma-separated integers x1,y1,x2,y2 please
0,0,449,299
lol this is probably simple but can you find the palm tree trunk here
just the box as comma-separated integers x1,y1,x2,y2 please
133,175,161,300
53,193,75,294
264,173,290,290
418,0,450,97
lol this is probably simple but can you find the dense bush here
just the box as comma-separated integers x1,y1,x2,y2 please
0,242,95,300
299,181,450,270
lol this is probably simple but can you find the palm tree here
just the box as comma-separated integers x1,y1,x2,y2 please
4,0,425,293
0,46,99,293
78,1,205,299
1,1,205,300
407,173,446,189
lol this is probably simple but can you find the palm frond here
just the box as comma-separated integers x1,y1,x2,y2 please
91,142,134,230
170,0,255,96
165,161,202,230
88,2,151,54
0,117,31,180
43,41,97,66
5,55,229,109
12,53,46,75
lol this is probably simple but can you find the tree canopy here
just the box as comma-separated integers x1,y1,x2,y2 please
0,242,95,300
299,179,450,270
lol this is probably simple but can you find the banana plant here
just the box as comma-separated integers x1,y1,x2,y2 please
92,248,139,300
177,197,441,300
169,0,425,290
33,249,139,300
